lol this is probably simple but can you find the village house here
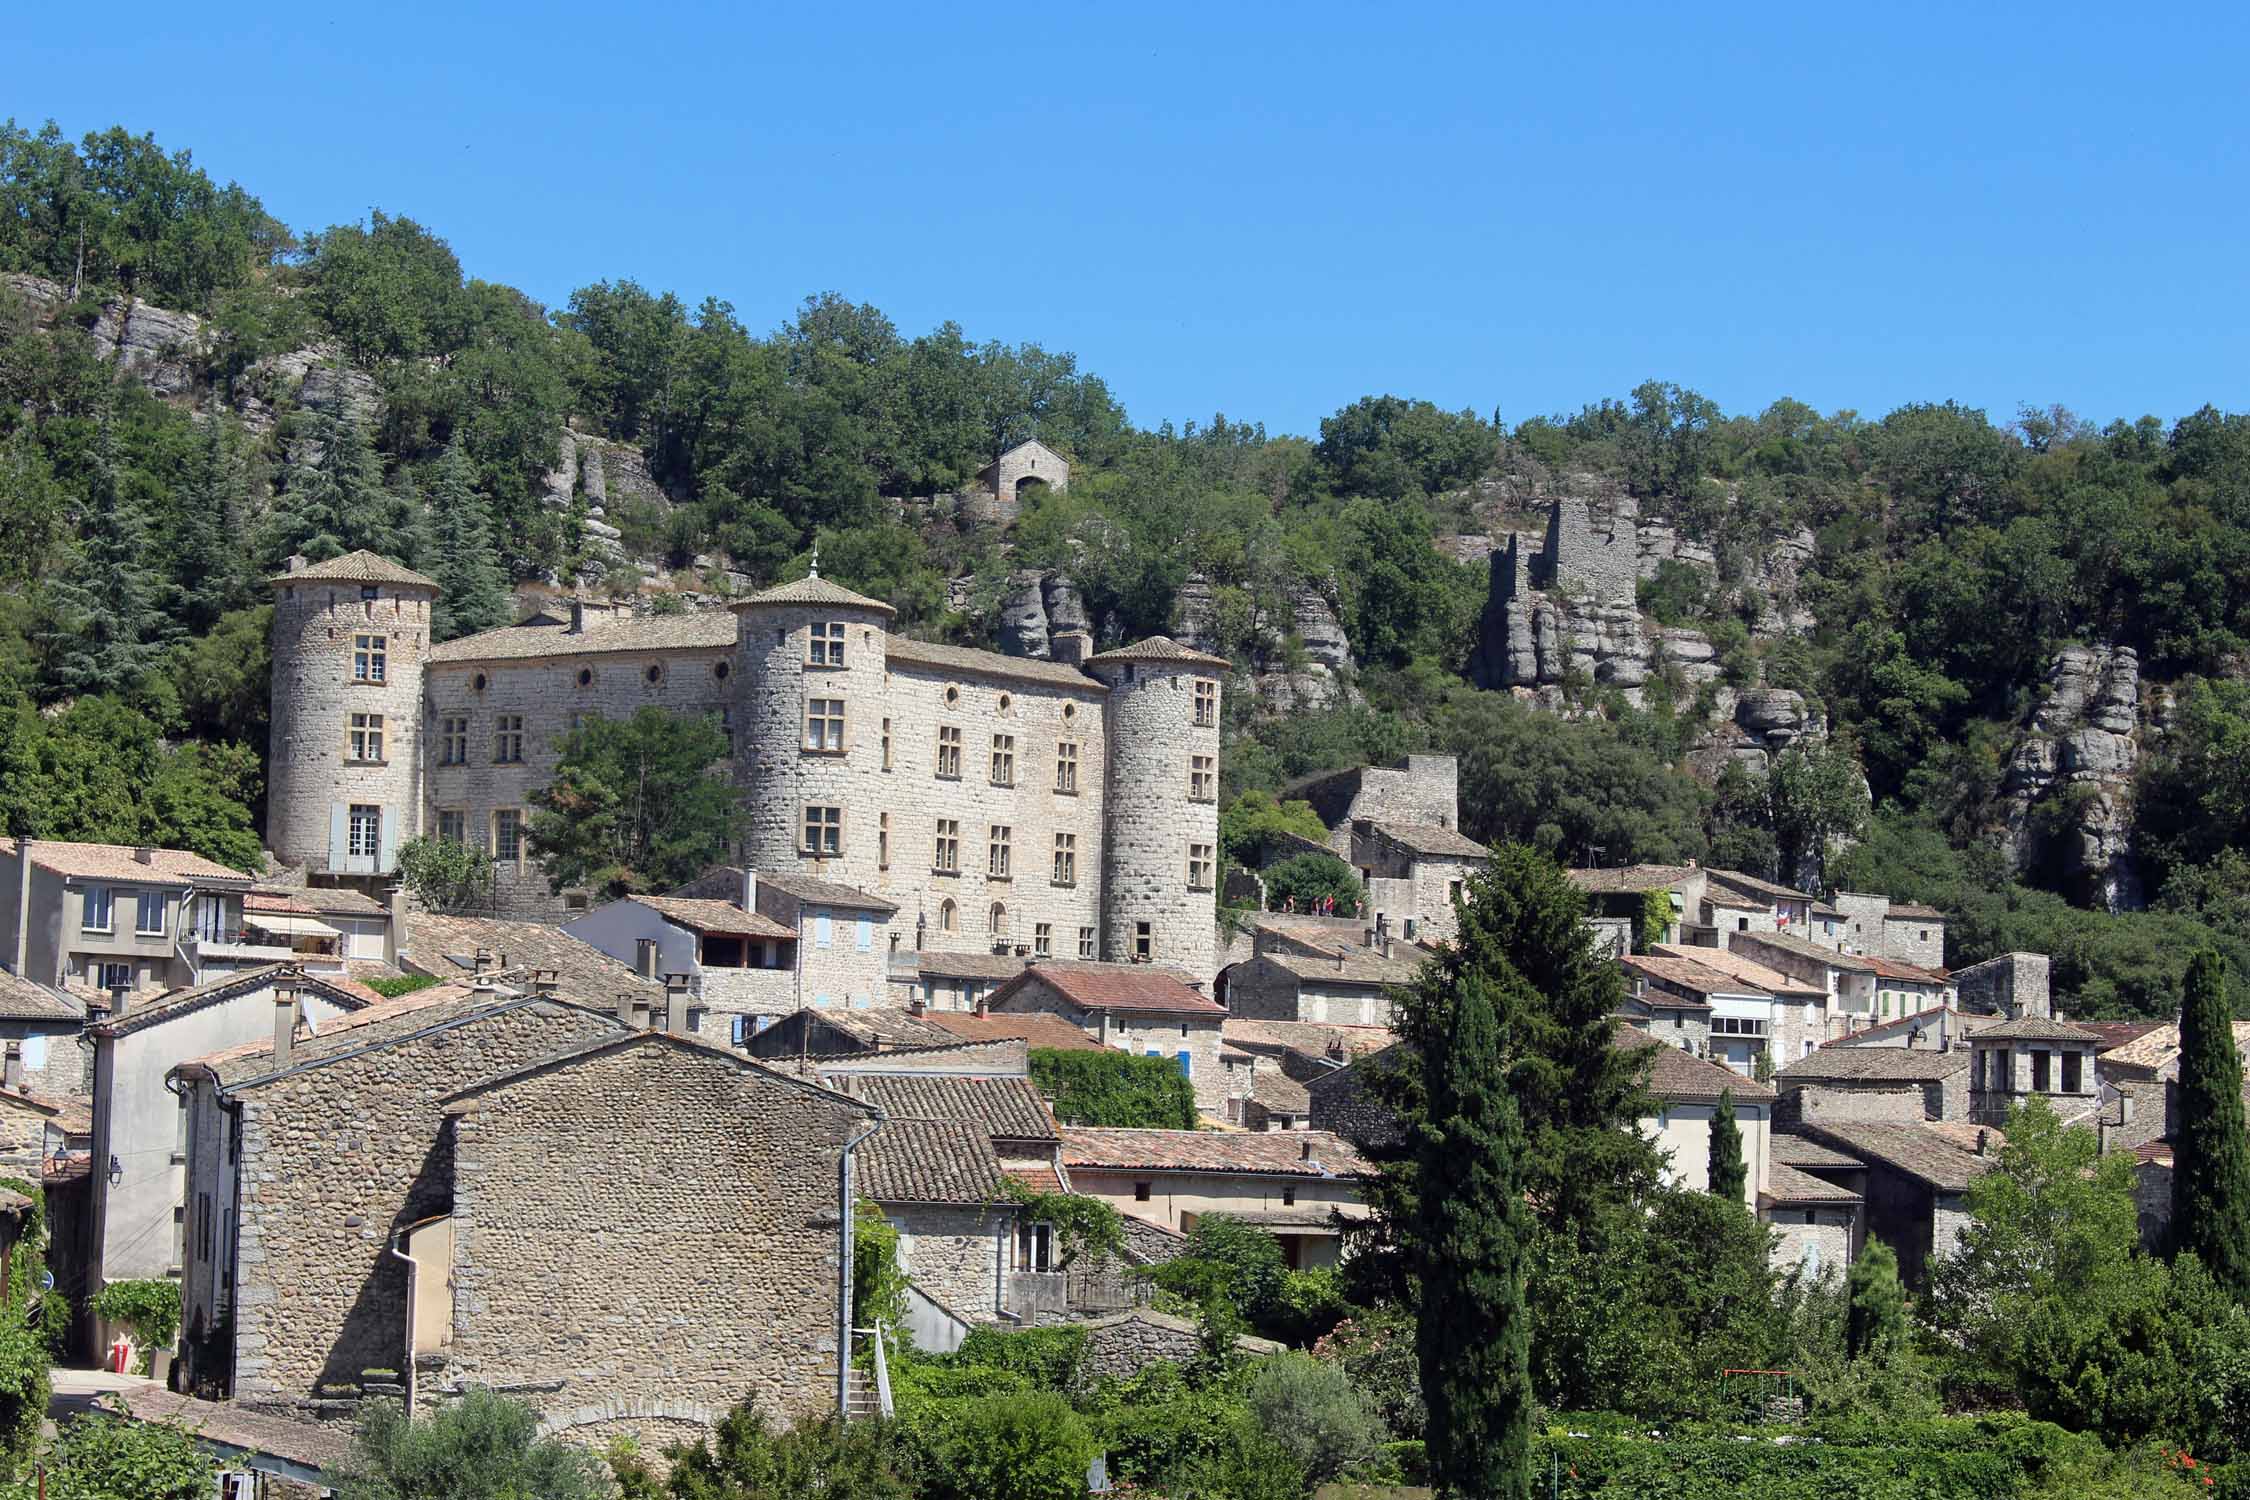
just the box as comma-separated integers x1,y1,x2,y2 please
1968,1015,2103,1126
0,837,258,998
1269,756,1487,944
1763,1134,1866,1277
1828,893,1948,969
1700,869,1819,935
1563,863,1707,953
1060,1126,1373,1270
984,962,1229,1115
895,950,1035,1012
1778,1045,1972,1122
0,969,90,1099
1726,929,1880,1039
1649,942,1831,1062
562,891,797,1043
1782,1086,1998,1288
1613,957,1715,1056
1615,1024,1774,1213
402,912,667,1008
1223,943,1421,1029
1620,953,1787,1072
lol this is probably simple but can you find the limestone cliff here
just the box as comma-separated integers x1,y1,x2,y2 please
2000,644,2149,910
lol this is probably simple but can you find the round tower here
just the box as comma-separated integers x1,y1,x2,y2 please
1086,637,1228,982
266,551,440,884
730,569,896,887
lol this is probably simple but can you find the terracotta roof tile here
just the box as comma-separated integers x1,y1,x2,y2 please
427,610,735,664
1622,954,1773,999
1764,1160,1864,1205
1973,1015,2102,1043
0,971,81,1022
1704,869,1818,903
95,965,375,1037
921,1011,1105,1052
630,896,794,940
1250,1071,1310,1115
1219,1018,1396,1064
840,1074,1059,1140
1082,636,1231,670
1566,864,1697,895
183,982,486,1086
1886,902,1947,920
269,549,438,590
1801,1121,1994,1192
733,573,896,615
0,837,252,885
1730,929,1876,973
1258,950,1423,987
885,635,1107,690
1780,1046,1969,1083
995,963,1224,1018
753,871,899,913
1864,955,1950,985
405,914,664,1004
1650,944,1824,996
1060,1127,1372,1178
859,1119,1005,1202
1771,1131,1865,1169
1361,821,1490,859
1615,1025,1776,1103
906,950,1035,981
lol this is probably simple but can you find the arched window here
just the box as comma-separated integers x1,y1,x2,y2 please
939,899,957,933
989,902,1007,936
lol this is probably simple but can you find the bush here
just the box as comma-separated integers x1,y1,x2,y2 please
950,1326,1087,1392
31,1411,219,1500
1245,1351,1386,1484
88,1279,180,1354
1027,1048,1196,1128
650,1401,913,1499
332,1391,614,1500
915,1392,1097,1500
363,973,439,999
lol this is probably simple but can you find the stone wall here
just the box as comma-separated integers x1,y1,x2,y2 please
1076,1309,1281,1384
1789,1084,1924,1127
1953,951,2051,1019
885,1203,1006,1321
443,1036,867,1440
1767,1210,1855,1277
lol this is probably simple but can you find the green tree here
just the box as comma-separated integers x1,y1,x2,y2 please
44,408,173,696
1636,887,1672,952
1217,789,1329,867
919,1392,1098,1500
332,1391,613,1500
1260,851,1362,914
526,707,743,898
303,210,471,367
422,440,512,641
1845,1241,1908,1361
2172,948,2250,1297
30,1412,219,1500
1243,1352,1385,1486
1708,1088,1747,1202
395,833,496,916
164,415,249,633
262,406,402,566
645,1401,911,1499
1768,741,1870,891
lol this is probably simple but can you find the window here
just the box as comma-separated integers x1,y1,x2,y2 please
349,804,382,859
1189,754,1216,801
1053,832,1077,886
576,667,594,688
802,805,843,857
347,712,385,763
1056,740,1078,793
1175,1050,1193,1078
644,663,663,684
936,725,962,778
1079,926,1096,959
2063,1049,2083,1094
360,585,379,602
437,809,466,844
1034,922,1052,957
939,898,957,932
809,621,846,666
990,734,1015,786
805,697,845,752
492,808,524,863
494,714,525,764
97,961,132,991
439,715,468,765
989,825,1012,879
1134,922,1152,961
2031,1049,2051,1093
934,819,960,873
1710,1016,1769,1037
989,902,1007,936
1281,1186,1297,1207
881,718,893,771
1193,678,1217,726
1187,843,1215,890
135,889,165,937
879,813,890,870
1014,1220,1053,1273
82,886,113,934
1133,1181,1151,1203
997,694,1012,715
352,633,386,683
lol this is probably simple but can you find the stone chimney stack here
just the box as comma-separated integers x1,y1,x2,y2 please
273,989,300,1069
1051,629,1092,668
663,975,691,1034
530,968,560,997
635,939,659,980
383,884,408,969
2,1042,22,1093
472,947,493,976
740,868,758,914
569,598,586,635
133,846,155,866
107,982,131,1018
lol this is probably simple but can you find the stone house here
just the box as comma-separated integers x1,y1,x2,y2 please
1953,951,2052,1020
563,893,797,1043
171,982,632,1412
1726,930,1878,1036
1304,1043,1406,1150
0,836,257,998
1764,1133,1867,1275
1863,956,1954,1025
433,1030,877,1444
1218,1017,1397,1082
1060,1127,1373,1271
1778,1045,1971,1122
1564,863,1709,951
0,970,89,1100
1648,942,1831,1063
1223,945,1420,1028
1614,963,1714,1056
1788,1088,1997,1288
1969,1015,2103,1126
1620,953,1785,1073
984,963,1229,1115
976,439,1070,513
1702,869,1818,935
1829,892,1948,970
895,950,1033,1011
1345,819,1488,946
87,965,377,1292
1617,1026,1775,1213
255,883,396,969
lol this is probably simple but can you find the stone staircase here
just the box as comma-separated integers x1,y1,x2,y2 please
844,1366,884,1420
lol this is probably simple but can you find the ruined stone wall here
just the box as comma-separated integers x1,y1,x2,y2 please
1542,496,1641,605
444,1039,864,1440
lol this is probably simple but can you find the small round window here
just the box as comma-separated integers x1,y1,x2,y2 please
714,660,730,681
472,673,488,692
1062,703,1076,722
577,668,593,688
645,664,663,684
997,693,1012,715
944,685,960,707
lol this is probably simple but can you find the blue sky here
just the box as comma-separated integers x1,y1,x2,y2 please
13,2,2249,436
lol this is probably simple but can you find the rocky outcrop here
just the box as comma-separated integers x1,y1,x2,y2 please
88,297,206,398
2001,644,2144,910
996,570,1092,659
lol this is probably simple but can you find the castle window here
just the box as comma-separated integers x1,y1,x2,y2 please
1187,843,1215,890
472,673,487,692
988,902,1007,936
1052,833,1076,887
997,694,1012,716
347,713,385,763
805,697,846,752
1056,741,1078,794
439,717,468,765
1193,679,1217,726
881,718,893,771
1134,922,1152,961
988,825,1012,879
577,668,593,688
352,634,386,683
360,585,379,602
491,808,524,863
349,804,383,860
936,726,962,779
494,715,525,764
990,734,1015,787
1189,754,1215,802
1034,922,1052,958
437,810,466,844
939,898,957,933
944,685,960,707
809,622,846,667
645,663,663,684
1079,926,1096,959
714,660,729,680
934,820,960,874
1062,703,1075,722
801,805,843,857
879,813,890,871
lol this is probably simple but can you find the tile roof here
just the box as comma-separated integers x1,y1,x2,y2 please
733,572,896,615
98,1385,354,1472
243,891,318,915
1886,902,1947,920
1082,635,1232,670
1257,951,1423,987
1771,1131,1866,1169
1622,954,1772,999
1973,1015,2103,1043
885,635,1108,690
1801,1122,1993,1192
907,950,1036,981
754,870,900,913
95,965,376,1037
920,1010,1105,1052
250,883,390,917
1702,891,1767,912
1361,821,1490,859
0,837,252,886
1764,1161,1864,1205
1251,1071,1311,1115
859,1119,1007,1202
1649,944,1824,997
2076,1021,2165,1053
630,896,794,940
0,971,81,1022
269,549,439,590
427,610,736,663
1731,929,1876,973
1616,1028,1776,1103
783,1006,962,1048
1566,864,1697,895
1833,1005,1974,1046
1704,869,1817,903
995,963,1224,1018
840,1073,1059,1140
183,982,488,1087
1865,955,1950,985
1060,1127,1373,1178
0,1086,90,1134
1780,1046,1969,1083
1219,1018,1397,1064
405,914,665,1004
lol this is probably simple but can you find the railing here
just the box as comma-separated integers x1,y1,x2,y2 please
848,1324,894,1419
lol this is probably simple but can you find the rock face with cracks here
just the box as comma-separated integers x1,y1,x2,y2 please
2001,643,2147,910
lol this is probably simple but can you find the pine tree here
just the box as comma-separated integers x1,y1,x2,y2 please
2172,949,2250,1296
424,441,512,641
44,403,174,695
168,415,249,632
1708,1087,1747,1203
262,406,396,566
1845,1240,1908,1360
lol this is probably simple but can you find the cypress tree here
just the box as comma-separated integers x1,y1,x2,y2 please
45,403,174,695
1708,1087,1747,1203
1845,1240,1908,1360
2173,949,2250,1296
424,441,512,641
168,415,249,632
262,405,395,566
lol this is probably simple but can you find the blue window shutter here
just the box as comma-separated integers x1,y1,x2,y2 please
327,803,348,871
856,918,872,952
816,915,832,949
1176,1050,1192,1077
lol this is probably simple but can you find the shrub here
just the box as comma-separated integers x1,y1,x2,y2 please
88,1279,180,1355
34,1411,219,1500
1246,1351,1386,1484
332,1390,614,1500
951,1326,1087,1392
1028,1048,1196,1128
916,1392,1097,1500
363,973,440,999
653,1401,913,1499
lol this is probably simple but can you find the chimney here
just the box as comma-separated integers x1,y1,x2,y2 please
133,846,155,866
472,946,493,975
663,974,691,1034
1300,1138,1315,1161
635,938,659,980
568,597,585,634
383,883,407,969
740,868,758,914
530,968,560,996
1051,629,1092,667
107,982,131,1018
2,1042,21,1093
273,989,300,1069
285,553,307,575
906,994,925,1017
614,991,640,1028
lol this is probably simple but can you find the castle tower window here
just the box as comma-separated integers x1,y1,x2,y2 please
805,698,846,752
348,804,383,860
577,668,593,687
360,586,379,603
492,808,525,864
934,820,960,874
714,660,729,680
1193,679,1218,726
989,826,1012,879
1187,843,1215,891
944,685,960,707
1189,754,1215,802
997,694,1012,715
1052,833,1076,887
352,634,386,683
939,898,958,932
644,664,663,684
1062,703,1075,722
800,805,843,857
1134,922,1152,961
439,716,468,765
936,726,962,779
1078,926,1096,959
879,813,890,871
809,622,846,667
990,734,1015,787
1034,922,1052,958
494,715,525,764
881,719,893,771
1056,741,1078,794
436,810,466,844
347,713,385,764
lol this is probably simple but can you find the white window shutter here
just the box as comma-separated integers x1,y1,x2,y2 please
328,803,348,871
856,918,872,952
378,807,400,874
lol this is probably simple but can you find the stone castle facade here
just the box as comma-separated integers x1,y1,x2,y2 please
265,552,1228,980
